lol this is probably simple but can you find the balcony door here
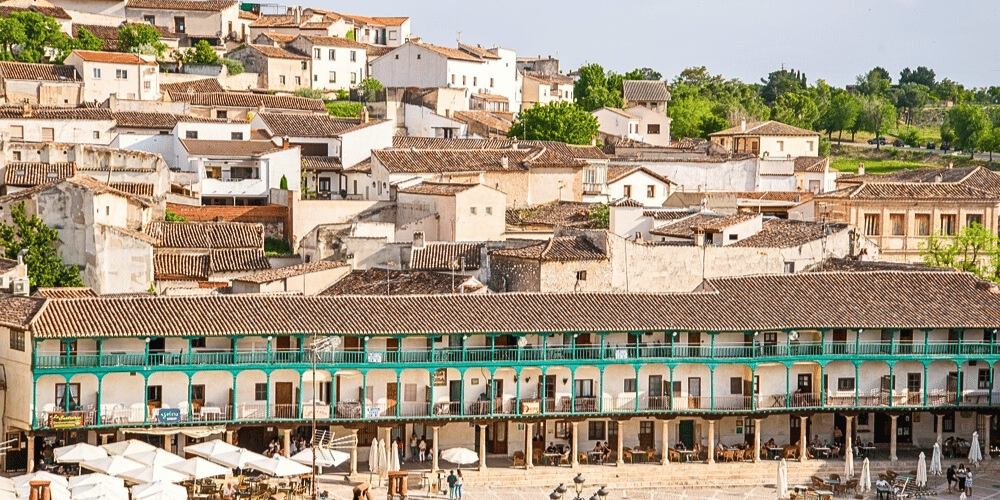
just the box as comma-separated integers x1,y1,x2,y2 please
486,422,507,454
275,382,293,418
688,377,701,409
387,382,398,416
648,375,664,409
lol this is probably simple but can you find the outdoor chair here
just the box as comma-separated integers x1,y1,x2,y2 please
577,452,589,465
621,448,633,464
667,449,681,462
559,451,571,466
512,451,525,468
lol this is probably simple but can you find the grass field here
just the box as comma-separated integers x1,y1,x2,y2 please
830,144,988,174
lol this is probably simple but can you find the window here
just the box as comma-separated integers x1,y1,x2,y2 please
403,383,417,402
807,140,814,152
864,213,880,236
763,332,778,345
329,71,336,83
9,330,24,351
56,383,81,407
143,15,155,24
329,49,335,60
9,125,22,140
485,206,492,215
490,78,494,87
254,383,267,401
647,124,660,134
462,75,466,85
231,132,243,140
890,213,905,236
41,128,54,142
351,72,357,84
191,337,206,348
174,16,185,32
646,185,655,198
300,62,307,71
146,385,162,403
11,151,20,161
92,68,101,79
216,110,227,119
144,81,151,90
93,131,100,139
190,384,205,402
350,50,356,62
185,131,198,139
588,421,606,440
776,140,784,152
451,75,455,84
783,262,795,273
967,214,983,227
473,76,477,86
295,76,301,85
934,411,956,433
979,368,990,389
730,377,743,395
318,178,330,192
907,373,921,393
941,214,957,235
914,214,931,235
115,69,127,79
470,207,476,215
623,378,637,392
314,48,321,59
416,54,421,59
623,185,632,198
279,75,286,85
837,378,855,391
576,270,587,281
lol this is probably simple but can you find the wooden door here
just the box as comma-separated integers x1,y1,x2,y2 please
275,382,293,418
899,329,913,353
648,375,663,409
638,420,655,449
688,332,701,357
796,374,813,406
449,380,462,414
487,422,507,454
386,338,399,363
790,415,809,445
276,336,291,350
607,421,619,451
387,382,398,415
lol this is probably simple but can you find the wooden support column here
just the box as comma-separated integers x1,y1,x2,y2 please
889,415,899,461
799,416,808,461
350,428,359,475
25,432,34,473
707,419,715,464
753,419,762,463
571,421,580,467
660,420,669,466
478,424,487,471
985,415,992,459
524,423,534,469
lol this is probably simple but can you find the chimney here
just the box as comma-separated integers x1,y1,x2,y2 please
413,231,425,249
500,156,508,169
857,163,865,176
293,5,301,24
444,109,450,118
693,230,706,247
360,106,369,123
740,119,746,132
21,100,31,118
511,138,518,150
282,136,290,149
934,173,943,183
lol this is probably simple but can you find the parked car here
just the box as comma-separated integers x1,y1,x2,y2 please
868,137,887,145
892,139,904,147
940,142,951,152
926,142,936,149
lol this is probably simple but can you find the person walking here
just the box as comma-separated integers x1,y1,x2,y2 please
447,470,458,500
455,470,464,500
946,464,956,493
957,463,968,493
419,438,428,462
966,470,974,496
409,434,418,462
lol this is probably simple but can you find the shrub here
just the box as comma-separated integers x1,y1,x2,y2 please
164,209,188,222
325,101,363,118
220,58,243,75
264,237,292,255
897,127,923,147
293,87,324,99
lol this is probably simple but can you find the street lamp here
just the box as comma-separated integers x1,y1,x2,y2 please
310,336,341,500
550,484,566,500
572,474,586,500
596,486,609,500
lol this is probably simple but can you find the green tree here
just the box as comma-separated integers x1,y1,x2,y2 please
821,91,860,141
185,40,220,64
632,67,662,81
587,203,609,229
573,63,623,111
857,95,897,148
921,223,1000,283
933,78,964,103
979,126,1000,162
70,27,102,53
220,58,242,75
358,77,383,101
279,175,289,190
117,23,167,57
895,83,930,126
665,93,717,139
945,103,991,157
899,66,936,89
0,203,84,289
772,92,820,130
0,12,70,63
855,67,892,97
293,87,323,99
164,209,188,222
507,101,598,145
759,68,804,106
896,127,923,147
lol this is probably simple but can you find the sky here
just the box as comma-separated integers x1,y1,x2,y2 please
315,0,1000,88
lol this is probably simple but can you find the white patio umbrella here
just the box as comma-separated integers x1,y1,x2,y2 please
291,448,348,468
12,471,69,488
860,458,872,492
183,439,240,460
79,455,144,477
101,440,156,457
367,439,379,472
117,465,189,484
969,431,983,466
67,473,123,490
127,449,184,468
167,457,230,479
54,443,107,464
377,439,388,477
931,442,943,475
0,477,13,492
440,447,479,465
131,481,188,500
388,443,400,472
776,458,788,499
916,451,927,487
70,482,128,500
15,481,70,500
843,445,854,478
209,448,268,470
247,455,311,477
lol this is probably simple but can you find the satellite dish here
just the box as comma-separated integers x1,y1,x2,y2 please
517,337,528,348
788,331,799,341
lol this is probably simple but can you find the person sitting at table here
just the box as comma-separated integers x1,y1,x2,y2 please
715,440,726,451
692,442,704,461
600,442,612,463
874,477,891,499
833,427,843,447
221,482,237,500
827,441,840,459
674,441,686,451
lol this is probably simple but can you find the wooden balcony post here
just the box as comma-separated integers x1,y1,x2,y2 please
349,428,359,475
799,416,808,461
524,422,534,469
571,421,580,467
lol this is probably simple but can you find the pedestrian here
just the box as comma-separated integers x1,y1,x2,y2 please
396,438,405,464
455,470,464,500
409,434,418,461
419,437,428,462
946,464,956,493
957,463,967,493
447,470,458,500
966,470,973,496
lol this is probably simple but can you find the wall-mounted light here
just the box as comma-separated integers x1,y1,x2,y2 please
789,331,799,341
562,378,569,385
672,332,678,338
526,376,532,383
753,331,759,337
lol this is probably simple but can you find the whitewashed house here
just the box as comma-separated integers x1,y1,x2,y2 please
286,35,368,92
520,72,574,111
177,138,300,205
63,50,159,102
0,105,114,145
123,0,251,47
605,166,675,206
592,107,641,142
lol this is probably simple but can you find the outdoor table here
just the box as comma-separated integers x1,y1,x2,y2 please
814,490,834,500
678,450,694,462
859,446,876,458
876,487,892,500
201,406,222,420
813,447,830,458
768,447,784,460
792,485,809,493
543,453,560,466
824,478,840,488
588,451,604,464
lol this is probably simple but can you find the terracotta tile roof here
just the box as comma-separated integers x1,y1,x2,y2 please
793,156,829,173
452,111,511,134
650,212,724,238
806,258,947,273
365,45,393,58
296,34,369,49
593,106,638,120
113,111,238,129
391,136,608,161
0,174,151,207
180,139,284,157
319,269,482,296
608,197,643,207
710,120,818,137
606,165,674,185
838,166,1000,195
254,32,296,44
126,0,237,12
505,201,598,229
413,42,483,63
491,236,606,262
0,257,17,272
730,219,849,248
70,50,157,66
642,209,698,220
302,156,342,172
185,92,327,111
160,78,225,99
410,242,484,270
816,182,1000,201
0,106,113,120
241,44,310,60
693,212,759,232
154,252,210,280
257,112,359,137
524,71,574,85
375,147,586,174
344,158,370,173
238,9,257,20
0,294,44,329
3,162,75,187
397,182,478,196
234,260,348,284
459,43,501,60
165,203,288,223
25,271,1000,337
109,182,154,197
33,287,98,299
337,13,409,26
301,21,333,29
0,4,69,19
249,14,298,27
0,61,79,81
211,248,270,273
471,92,508,103
732,191,813,204
147,221,264,249
623,80,670,102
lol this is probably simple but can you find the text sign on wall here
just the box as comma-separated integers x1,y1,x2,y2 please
157,408,181,424
434,369,447,387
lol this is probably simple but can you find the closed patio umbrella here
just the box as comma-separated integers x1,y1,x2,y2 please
776,458,788,499
54,444,107,464
916,451,927,487
167,457,229,479
969,431,983,466
377,439,388,477
861,458,871,492
388,443,400,472
931,442,943,475
843,445,854,478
